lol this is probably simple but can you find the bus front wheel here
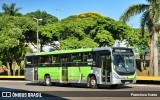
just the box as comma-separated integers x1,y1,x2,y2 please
44,75,52,86
87,76,98,89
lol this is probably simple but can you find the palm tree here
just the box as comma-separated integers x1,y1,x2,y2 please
119,0,160,76
2,3,22,16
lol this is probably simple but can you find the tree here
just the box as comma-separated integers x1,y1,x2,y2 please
61,12,131,46
60,36,98,50
2,3,22,16
126,28,150,53
40,12,132,49
119,0,160,76
0,16,22,75
25,10,58,25
0,15,36,75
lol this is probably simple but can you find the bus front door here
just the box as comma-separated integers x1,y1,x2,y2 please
100,54,111,83
61,57,68,83
25,56,38,82
25,67,34,81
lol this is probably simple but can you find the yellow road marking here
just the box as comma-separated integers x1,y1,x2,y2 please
0,76,25,78
137,76,160,81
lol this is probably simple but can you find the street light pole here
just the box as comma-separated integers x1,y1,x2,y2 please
33,18,42,52
55,9,61,23
55,9,61,41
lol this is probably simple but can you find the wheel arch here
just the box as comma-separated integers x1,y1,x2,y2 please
44,73,50,77
44,73,52,81
87,74,97,82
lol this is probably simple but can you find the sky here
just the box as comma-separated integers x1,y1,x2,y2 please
0,0,148,27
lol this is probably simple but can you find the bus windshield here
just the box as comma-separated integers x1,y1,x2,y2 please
113,54,136,75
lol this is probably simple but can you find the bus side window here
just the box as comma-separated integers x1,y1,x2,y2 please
72,53,82,62
71,53,82,66
83,53,88,62
83,52,94,66
39,56,50,66
52,55,59,64
26,57,33,67
92,52,96,66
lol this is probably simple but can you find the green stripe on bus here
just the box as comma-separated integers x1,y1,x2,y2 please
73,60,82,62
127,74,135,79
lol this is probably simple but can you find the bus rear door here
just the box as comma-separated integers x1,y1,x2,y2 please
60,56,68,83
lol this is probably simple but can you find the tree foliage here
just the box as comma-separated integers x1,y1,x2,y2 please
0,15,36,75
2,3,22,16
126,28,150,53
40,12,132,50
60,36,98,50
25,10,58,25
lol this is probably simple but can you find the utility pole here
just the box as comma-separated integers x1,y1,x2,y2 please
55,9,61,41
33,18,42,52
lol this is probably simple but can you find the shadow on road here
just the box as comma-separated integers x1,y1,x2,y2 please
137,80,160,85
0,87,68,100
25,82,133,90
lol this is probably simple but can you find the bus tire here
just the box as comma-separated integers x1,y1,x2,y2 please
90,76,98,89
44,75,52,86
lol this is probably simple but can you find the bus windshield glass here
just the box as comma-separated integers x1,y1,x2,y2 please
113,54,136,75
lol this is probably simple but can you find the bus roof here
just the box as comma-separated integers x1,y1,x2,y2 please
93,47,111,51
112,47,132,50
93,47,132,51
25,47,133,56
25,53,37,56
36,48,92,56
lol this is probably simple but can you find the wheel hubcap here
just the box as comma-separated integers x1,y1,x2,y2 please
46,78,50,84
91,79,95,86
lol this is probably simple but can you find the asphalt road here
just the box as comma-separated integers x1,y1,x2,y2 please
0,80,160,100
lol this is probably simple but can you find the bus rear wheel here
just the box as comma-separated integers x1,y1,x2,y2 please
44,75,52,86
87,76,98,89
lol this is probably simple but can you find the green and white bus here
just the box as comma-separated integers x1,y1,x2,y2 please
25,47,136,88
